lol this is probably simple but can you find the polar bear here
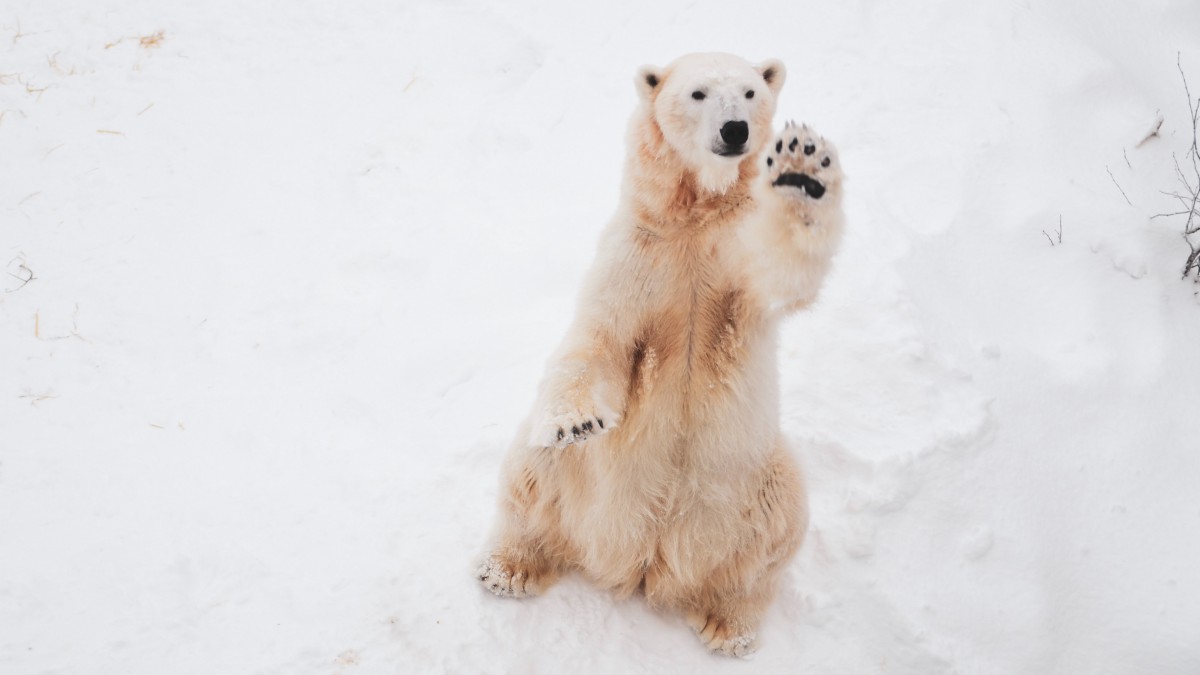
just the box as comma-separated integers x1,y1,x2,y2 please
478,52,845,656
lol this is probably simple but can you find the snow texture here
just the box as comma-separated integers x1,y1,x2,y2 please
2,1,1200,674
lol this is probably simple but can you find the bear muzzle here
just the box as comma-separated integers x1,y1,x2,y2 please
715,120,749,157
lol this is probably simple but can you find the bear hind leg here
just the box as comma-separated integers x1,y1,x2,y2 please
685,445,807,656
478,461,570,598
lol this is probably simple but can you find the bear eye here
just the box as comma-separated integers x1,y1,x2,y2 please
691,90,706,101
745,90,755,99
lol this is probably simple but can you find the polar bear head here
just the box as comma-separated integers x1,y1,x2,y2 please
635,52,786,194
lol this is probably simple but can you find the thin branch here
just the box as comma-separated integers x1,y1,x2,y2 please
1186,246,1200,279
1107,165,1133,206
1173,153,1198,195
1164,53,1200,279
1042,215,1063,246
1181,53,1195,124
4,256,35,292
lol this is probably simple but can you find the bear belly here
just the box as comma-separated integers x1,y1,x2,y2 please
567,319,780,596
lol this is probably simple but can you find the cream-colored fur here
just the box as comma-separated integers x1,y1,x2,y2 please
478,53,845,657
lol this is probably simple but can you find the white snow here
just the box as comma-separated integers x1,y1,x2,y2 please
3,1,1200,673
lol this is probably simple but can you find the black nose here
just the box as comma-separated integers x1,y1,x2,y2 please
720,120,749,146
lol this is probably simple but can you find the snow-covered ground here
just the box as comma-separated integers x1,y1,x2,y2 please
3,1,1200,673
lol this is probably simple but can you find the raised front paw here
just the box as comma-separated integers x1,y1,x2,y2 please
766,121,843,206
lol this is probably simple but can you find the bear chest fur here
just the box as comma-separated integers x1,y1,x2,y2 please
623,228,768,425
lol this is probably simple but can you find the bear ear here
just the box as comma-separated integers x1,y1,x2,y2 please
757,59,786,96
635,65,664,101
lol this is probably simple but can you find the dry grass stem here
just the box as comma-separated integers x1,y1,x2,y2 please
18,392,57,405
139,31,165,48
23,79,50,100
46,52,77,76
11,19,44,46
106,30,165,50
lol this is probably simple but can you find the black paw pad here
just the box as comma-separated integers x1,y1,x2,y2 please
571,425,581,437
776,140,783,153
766,157,773,167
788,138,799,152
597,419,604,429
773,172,826,199
582,421,593,432
804,143,816,155
556,428,565,441
821,156,831,167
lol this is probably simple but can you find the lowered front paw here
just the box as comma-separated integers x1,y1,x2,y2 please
765,122,843,211
528,394,618,449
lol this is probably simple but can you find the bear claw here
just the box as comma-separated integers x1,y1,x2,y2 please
535,409,616,449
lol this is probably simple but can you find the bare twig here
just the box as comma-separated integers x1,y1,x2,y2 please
5,255,35,293
1042,215,1064,246
1171,53,1200,279
1107,165,1133,206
